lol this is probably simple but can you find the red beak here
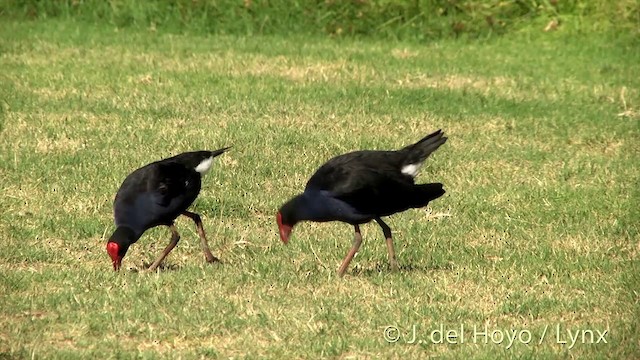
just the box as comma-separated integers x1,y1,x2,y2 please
276,212,293,244
106,242,122,271
279,224,292,244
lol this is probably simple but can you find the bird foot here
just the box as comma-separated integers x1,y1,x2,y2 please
145,262,180,272
205,255,220,264
389,261,399,272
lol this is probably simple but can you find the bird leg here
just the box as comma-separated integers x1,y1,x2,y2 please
148,224,180,272
337,225,363,277
181,210,219,263
375,217,399,272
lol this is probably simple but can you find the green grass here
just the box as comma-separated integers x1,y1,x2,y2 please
1,19,639,359
4,0,639,40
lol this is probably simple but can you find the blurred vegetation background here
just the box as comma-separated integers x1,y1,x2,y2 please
3,0,639,40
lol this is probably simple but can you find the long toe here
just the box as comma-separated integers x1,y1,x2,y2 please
390,260,399,272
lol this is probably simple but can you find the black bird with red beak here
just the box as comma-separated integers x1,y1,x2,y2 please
277,130,447,276
106,148,229,271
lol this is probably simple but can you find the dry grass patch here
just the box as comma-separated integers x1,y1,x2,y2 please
35,135,87,155
550,234,615,254
390,48,419,59
435,278,506,315
464,227,512,250
393,73,522,97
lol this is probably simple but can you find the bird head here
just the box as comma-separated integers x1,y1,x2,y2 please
277,197,303,244
106,227,134,271
276,211,295,244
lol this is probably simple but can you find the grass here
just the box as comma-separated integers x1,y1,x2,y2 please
4,0,640,40
1,19,639,359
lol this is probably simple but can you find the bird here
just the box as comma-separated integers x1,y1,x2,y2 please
277,130,447,277
106,148,229,271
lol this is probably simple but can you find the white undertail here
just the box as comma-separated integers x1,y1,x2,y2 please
194,156,214,173
401,163,422,177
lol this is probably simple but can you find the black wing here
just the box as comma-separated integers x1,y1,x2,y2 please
149,161,202,208
114,161,202,230
306,151,417,216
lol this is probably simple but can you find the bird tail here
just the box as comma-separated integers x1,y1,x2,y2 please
411,183,445,208
401,129,447,166
210,146,231,158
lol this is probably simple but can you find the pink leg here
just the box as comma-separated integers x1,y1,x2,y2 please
148,224,180,271
337,225,363,277
182,210,219,263
375,218,398,272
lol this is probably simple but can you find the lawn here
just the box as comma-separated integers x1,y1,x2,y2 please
0,19,638,359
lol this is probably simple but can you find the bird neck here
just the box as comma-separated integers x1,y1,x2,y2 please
280,194,310,224
282,192,337,223
108,226,138,246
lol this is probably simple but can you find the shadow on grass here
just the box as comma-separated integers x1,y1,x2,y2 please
131,259,223,273
352,261,454,276
126,262,183,273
